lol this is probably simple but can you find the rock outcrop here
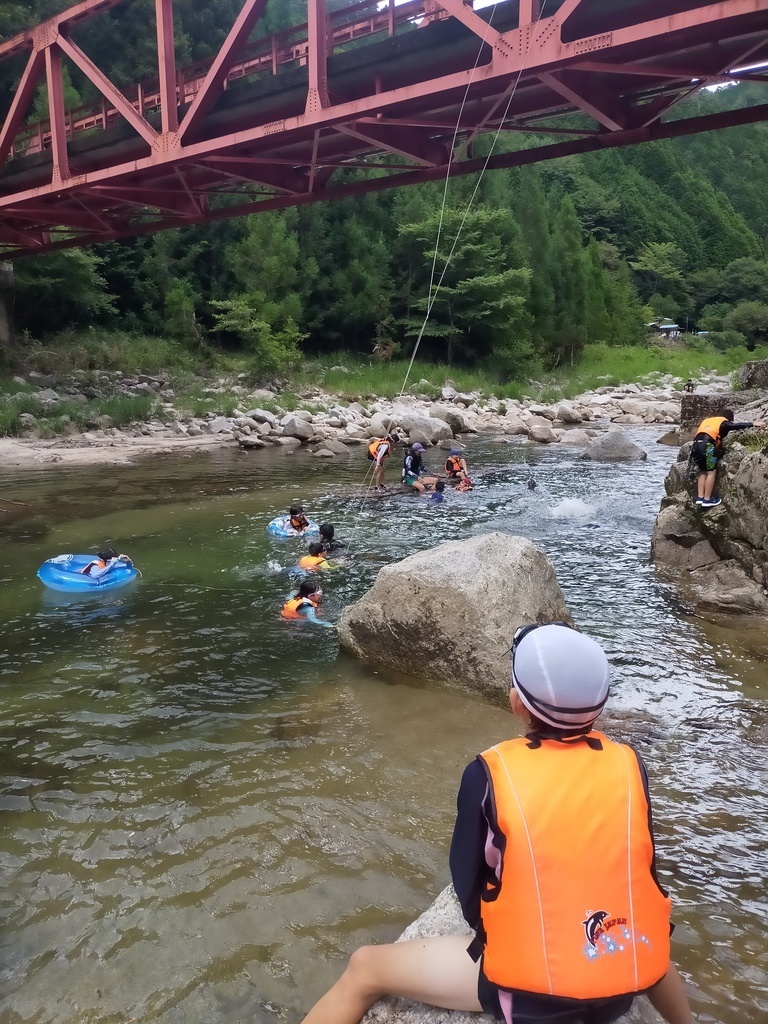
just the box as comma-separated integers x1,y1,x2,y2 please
337,533,572,698
361,887,663,1024
651,439,768,617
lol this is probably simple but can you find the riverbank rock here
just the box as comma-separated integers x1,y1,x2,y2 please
580,432,647,462
361,887,663,1024
652,437,768,616
337,533,572,698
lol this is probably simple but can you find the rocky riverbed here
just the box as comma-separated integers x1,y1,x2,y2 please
0,367,719,470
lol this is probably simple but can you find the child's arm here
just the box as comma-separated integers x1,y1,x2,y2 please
646,963,696,1024
449,759,494,931
301,605,336,628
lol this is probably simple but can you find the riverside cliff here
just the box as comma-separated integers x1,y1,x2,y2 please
651,361,768,618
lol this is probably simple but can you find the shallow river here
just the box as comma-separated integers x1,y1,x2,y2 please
1,430,766,1024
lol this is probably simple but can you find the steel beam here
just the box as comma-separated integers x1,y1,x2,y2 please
155,0,179,135
0,48,45,168
178,0,269,142
305,0,330,115
56,34,158,147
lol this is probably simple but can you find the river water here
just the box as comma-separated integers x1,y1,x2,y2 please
1,430,766,1024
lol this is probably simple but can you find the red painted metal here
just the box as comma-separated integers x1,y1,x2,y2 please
0,0,767,257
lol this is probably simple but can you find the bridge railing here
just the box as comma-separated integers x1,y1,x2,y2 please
6,0,443,163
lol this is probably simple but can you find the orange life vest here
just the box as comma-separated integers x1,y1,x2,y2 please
368,438,389,461
281,596,317,619
298,554,328,570
695,416,728,445
289,515,309,531
478,733,670,1000
445,455,463,476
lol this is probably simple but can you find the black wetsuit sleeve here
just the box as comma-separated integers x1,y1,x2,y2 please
449,758,493,931
720,421,754,437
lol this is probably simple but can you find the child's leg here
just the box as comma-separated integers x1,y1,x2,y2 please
300,935,483,1024
645,963,695,1024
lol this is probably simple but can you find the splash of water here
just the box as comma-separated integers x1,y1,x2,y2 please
550,497,596,519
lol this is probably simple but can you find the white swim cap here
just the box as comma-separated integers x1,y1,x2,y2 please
511,623,610,730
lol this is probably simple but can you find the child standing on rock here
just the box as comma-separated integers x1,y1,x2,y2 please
300,623,696,1024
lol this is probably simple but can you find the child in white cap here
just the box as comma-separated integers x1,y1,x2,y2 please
300,622,696,1024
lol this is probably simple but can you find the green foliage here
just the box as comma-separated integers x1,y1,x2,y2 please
210,296,304,378
396,205,532,369
164,281,204,350
12,250,115,336
723,301,768,347
20,328,202,376
0,389,154,436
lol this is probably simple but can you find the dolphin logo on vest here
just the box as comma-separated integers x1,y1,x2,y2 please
582,910,609,947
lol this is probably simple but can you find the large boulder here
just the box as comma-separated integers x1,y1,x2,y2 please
429,404,471,434
650,505,720,572
281,415,314,441
337,533,572,698
580,432,647,462
734,359,768,392
527,423,558,444
400,412,454,442
362,887,663,1024
681,560,768,617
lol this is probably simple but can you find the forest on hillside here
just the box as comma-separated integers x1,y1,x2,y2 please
2,0,768,380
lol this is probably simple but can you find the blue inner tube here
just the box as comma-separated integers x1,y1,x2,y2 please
267,517,320,538
37,554,139,593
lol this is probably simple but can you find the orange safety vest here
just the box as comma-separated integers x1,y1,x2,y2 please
281,596,317,619
445,455,463,476
478,733,670,1000
368,438,389,460
298,554,328,570
289,515,309,531
696,416,728,445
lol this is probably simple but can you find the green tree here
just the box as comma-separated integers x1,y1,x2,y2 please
549,197,588,366
165,280,203,349
12,250,115,336
210,296,304,377
723,301,768,347
396,205,531,368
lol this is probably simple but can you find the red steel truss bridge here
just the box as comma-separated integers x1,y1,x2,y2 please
1,0,767,258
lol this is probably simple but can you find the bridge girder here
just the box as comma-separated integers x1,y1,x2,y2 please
0,0,767,258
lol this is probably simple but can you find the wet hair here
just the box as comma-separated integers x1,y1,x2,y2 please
435,480,445,492
298,580,320,598
308,542,325,556
722,410,734,421
289,504,304,517
98,547,118,561
387,432,400,443
319,523,334,540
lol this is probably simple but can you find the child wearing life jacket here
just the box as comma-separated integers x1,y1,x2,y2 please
299,622,696,1024
445,448,468,481
81,547,132,578
690,410,765,507
298,542,334,571
367,433,399,491
456,476,474,492
280,580,333,627
287,505,311,533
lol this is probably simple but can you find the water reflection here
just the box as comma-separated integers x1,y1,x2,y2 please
0,431,766,1024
